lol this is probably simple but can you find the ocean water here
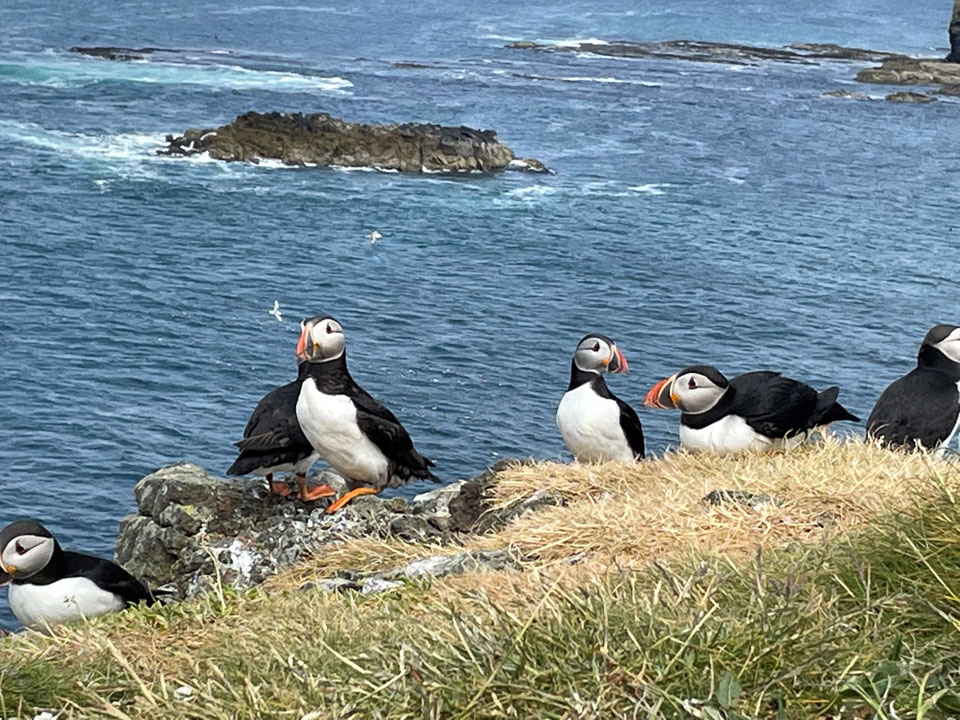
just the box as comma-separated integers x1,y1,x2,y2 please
0,0,957,629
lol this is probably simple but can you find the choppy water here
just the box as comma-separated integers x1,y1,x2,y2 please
0,0,957,629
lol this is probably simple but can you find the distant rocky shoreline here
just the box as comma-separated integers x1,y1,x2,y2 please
507,39,960,103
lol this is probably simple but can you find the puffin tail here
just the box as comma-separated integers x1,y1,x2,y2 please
814,387,860,425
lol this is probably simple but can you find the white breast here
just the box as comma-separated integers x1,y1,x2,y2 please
678,415,802,454
296,380,389,485
937,381,960,456
9,577,125,630
556,384,634,463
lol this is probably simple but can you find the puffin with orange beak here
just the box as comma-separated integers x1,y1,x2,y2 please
226,321,333,502
644,365,859,453
0,520,162,630
294,314,438,513
556,333,645,462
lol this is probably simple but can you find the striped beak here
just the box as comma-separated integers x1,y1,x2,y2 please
644,374,678,409
608,346,629,374
295,322,309,362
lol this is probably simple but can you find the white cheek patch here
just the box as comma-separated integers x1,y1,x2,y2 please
938,335,960,364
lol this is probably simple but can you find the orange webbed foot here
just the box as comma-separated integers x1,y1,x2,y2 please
326,487,379,514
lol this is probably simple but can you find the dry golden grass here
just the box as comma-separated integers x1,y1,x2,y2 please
278,438,957,598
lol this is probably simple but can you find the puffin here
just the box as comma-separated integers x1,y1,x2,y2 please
867,323,960,452
556,333,645,462
226,335,333,502
0,520,160,630
294,315,438,513
644,365,859,453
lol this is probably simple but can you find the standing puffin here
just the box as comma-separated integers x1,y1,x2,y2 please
556,333,644,462
294,315,438,513
227,335,333,502
867,323,960,452
0,521,160,630
644,365,859,453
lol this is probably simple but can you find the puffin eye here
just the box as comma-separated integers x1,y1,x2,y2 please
688,378,697,390
592,342,600,352
15,541,27,555
326,323,335,334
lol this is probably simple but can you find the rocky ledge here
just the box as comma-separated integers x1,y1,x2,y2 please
159,111,548,174
506,39,905,66
114,461,562,598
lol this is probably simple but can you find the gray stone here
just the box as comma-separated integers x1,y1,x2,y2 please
397,549,522,580
857,59,960,87
822,89,871,100
115,461,530,599
884,91,937,103
361,578,404,595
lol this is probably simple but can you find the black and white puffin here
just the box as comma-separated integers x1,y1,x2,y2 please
644,365,859,453
867,323,960,452
556,333,644,462
0,521,160,630
226,335,333,502
294,315,438,513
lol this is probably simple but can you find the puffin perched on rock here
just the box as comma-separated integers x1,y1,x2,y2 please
644,365,859,453
294,315,438,513
556,333,644,462
867,323,960,452
227,336,333,502
0,521,161,630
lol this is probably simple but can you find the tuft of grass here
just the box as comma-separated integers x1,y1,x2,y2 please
2,441,960,718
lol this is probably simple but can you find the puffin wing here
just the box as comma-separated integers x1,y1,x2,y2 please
228,380,315,474
349,390,437,480
62,552,156,606
867,369,959,450
613,394,645,459
731,372,820,438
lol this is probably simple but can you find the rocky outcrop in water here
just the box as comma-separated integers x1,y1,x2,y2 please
159,112,547,174
884,91,937,103
70,46,168,61
856,58,960,87
114,460,560,598
506,39,905,66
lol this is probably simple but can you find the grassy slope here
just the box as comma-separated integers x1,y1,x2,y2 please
2,441,960,719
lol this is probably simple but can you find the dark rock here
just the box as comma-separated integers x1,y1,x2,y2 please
507,39,904,66
70,46,168,61
822,89,871,100
159,111,545,174
939,83,960,95
885,91,936,103
702,489,783,509
856,59,960,86
949,0,960,63
115,460,543,598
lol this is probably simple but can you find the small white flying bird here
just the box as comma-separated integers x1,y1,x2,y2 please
368,229,382,244
269,300,283,322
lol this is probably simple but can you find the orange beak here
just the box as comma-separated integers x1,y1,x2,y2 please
295,326,308,362
611,346,628,374
644,374,678,409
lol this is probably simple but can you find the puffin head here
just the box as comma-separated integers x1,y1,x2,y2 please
572,333,628,375
920,324,960,365
0,520,57,585
644,365,730,414
296,315,345,364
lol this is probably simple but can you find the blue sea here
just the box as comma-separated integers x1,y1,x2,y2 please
0,0,957,629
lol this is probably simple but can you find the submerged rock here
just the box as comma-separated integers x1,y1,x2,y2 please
884,91,937,103
114,460,536,598
70,46,168,61
507,39,904,66
159,111,545,174
822,89,871,100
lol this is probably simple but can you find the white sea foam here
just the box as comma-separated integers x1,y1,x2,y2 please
505,185,557,198
546,37,611,48
630,183,670,196
1,54,352,92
